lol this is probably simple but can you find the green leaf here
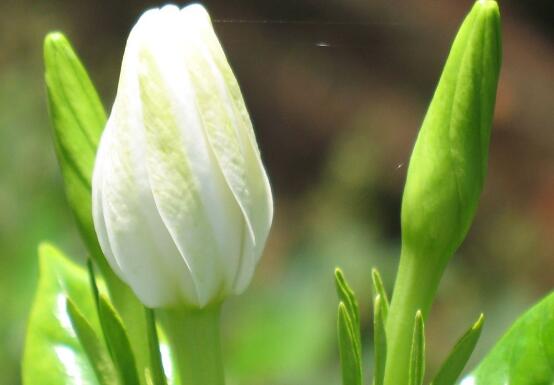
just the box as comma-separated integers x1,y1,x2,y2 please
145,309,168,385
408,311,425,385
22,243,101,385
44,32,151,385
431,314,484,385
373,295,387,385
43,32,107,269
338,302,362,385
334,268,361,353
461,292,554,385
371,268,389,321
98,295,140,385
66,298,119,385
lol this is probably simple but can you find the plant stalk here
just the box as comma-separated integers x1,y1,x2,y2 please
158,304,225,385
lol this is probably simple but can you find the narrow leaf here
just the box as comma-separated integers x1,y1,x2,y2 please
66,297,119,385
335,268,361,353
98,296,140,385
145,308,168,385
371,268,389,321
338,302,362,385
373,295,387,385
408,311,425,385
430,314,484,385
43,32,107,269
44,33,152,385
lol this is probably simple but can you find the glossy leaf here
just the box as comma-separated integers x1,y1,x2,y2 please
373,295,387,385
44,31,151,384
431,314,484,385
66,298,119,385
98,295,140,385
335,268,361,353
22,243,101,385
461,292,554,385
371,268,389,322
338,302,362,385
408,311,425,385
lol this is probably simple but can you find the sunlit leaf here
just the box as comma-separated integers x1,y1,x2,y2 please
66,298,119,385
22,243,101,385
461,292,554,385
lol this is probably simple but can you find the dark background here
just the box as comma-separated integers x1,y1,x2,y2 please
1,0,553,384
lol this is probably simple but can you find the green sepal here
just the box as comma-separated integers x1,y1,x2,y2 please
66,297,120,385
334,268,361,353
338,302,363,385
373,295,387,385
371,268,389,322
22,243,100,385
462,292,554,385
408,311,425,385
97,295,140,385
430,313,484,385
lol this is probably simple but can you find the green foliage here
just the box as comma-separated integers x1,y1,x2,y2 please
66,298,120,385
334,268,361,352
337,303,362,385
371,268,389,322
97,296,140,385
430,314,484,385
373,295,387,385
43,32,107,270
145,309,168,385
43,31,152,384
408,311,425,385
462,292,554,385
22,243,101,385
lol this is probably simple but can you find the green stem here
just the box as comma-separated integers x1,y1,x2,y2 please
384,250,443,385
158,304,225,385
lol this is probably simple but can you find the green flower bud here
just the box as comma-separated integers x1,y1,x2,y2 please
385,2,502,385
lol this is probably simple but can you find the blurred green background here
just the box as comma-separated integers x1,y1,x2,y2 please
1,0,553,384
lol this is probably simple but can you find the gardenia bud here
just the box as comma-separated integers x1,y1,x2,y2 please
92,4,273,308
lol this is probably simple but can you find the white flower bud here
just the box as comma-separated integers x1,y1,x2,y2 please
92,4,273,308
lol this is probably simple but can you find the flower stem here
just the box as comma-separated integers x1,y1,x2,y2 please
158,304,225,385
384,250,442,385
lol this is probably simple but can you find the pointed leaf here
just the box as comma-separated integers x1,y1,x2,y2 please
22,243,101,385
373,295,387,385
371,268,389,321
44,32,152,384
145,308,168,385
431,314,484,385
338,302,362,385
408,311,425,385
43,32,107,269
335,268,361,353
98,296,140,385
66,298,119,385
461,292,554,385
